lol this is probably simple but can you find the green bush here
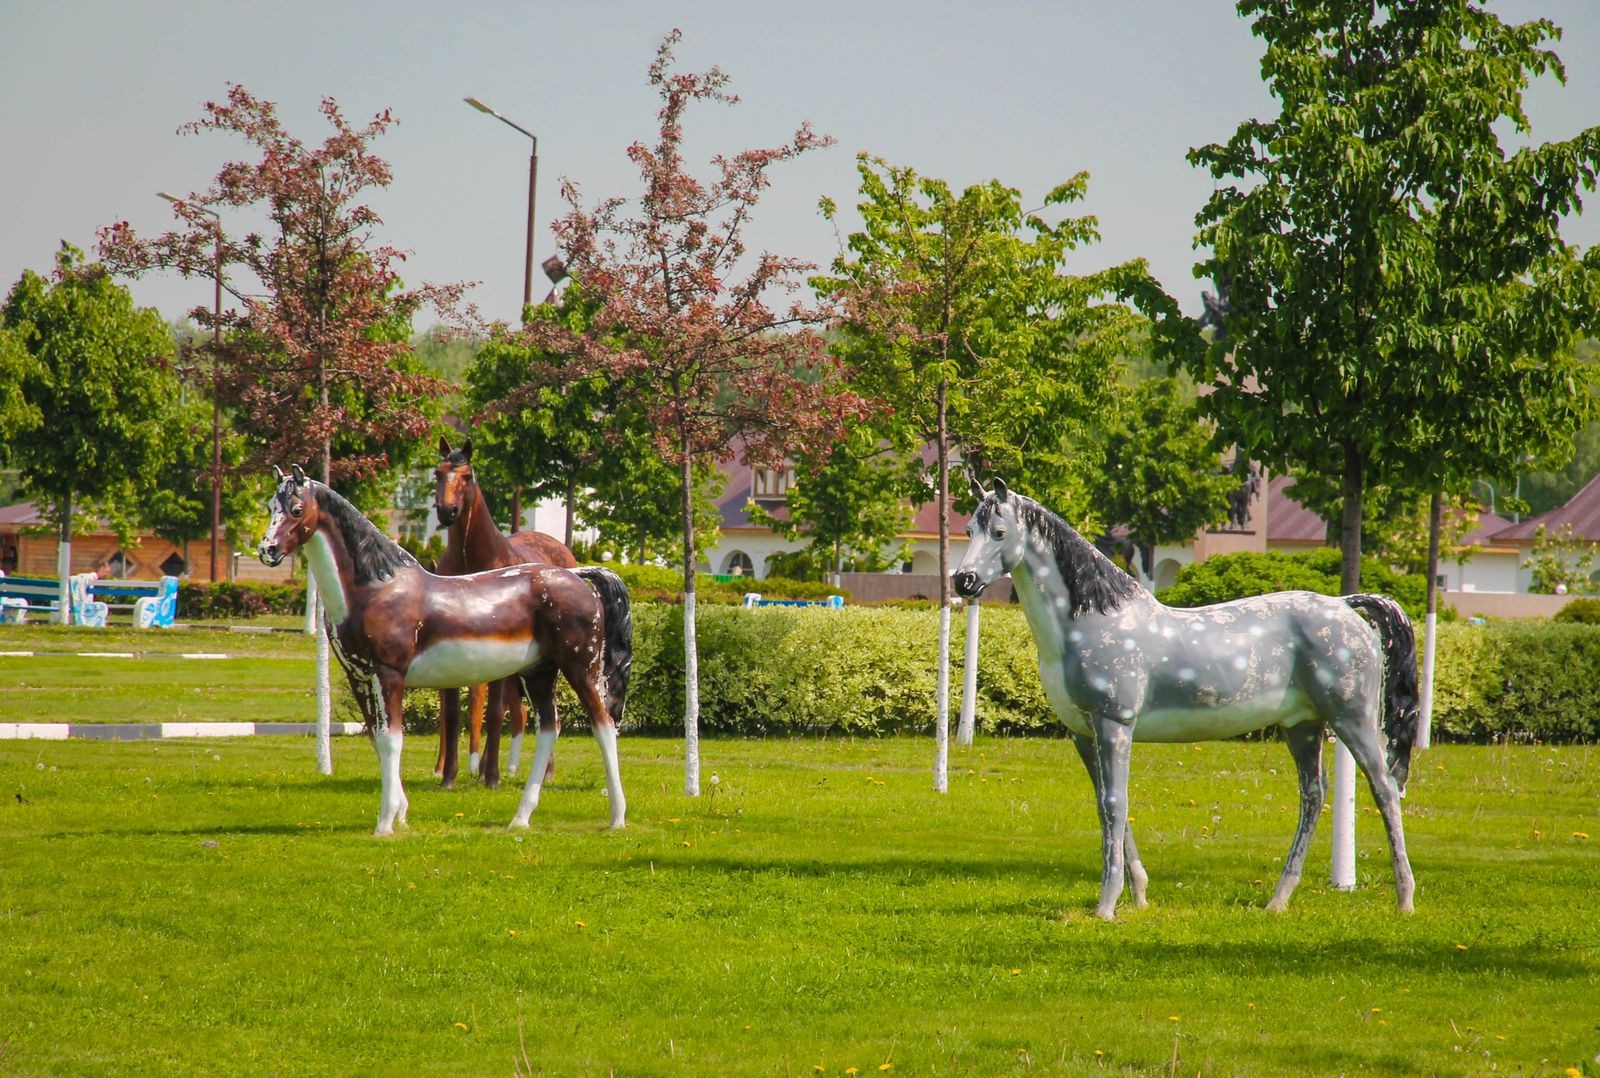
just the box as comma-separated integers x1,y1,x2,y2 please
1158,548,1439,621
178,580,307,619
1552,597,1600,624
616,604,1596,743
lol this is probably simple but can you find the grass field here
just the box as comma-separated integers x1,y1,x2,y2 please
2,623,1598,1075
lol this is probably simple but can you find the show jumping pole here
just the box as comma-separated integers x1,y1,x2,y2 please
957,599,980,745
934,599,951,793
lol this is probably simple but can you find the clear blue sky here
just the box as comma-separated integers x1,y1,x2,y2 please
2,1,1596,327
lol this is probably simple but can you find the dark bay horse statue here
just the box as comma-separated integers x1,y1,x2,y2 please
953,478,1417,920
432,436,581,788
259,467,631,834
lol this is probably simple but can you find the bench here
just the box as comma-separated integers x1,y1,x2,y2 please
0,574,179,627
741,593,845,610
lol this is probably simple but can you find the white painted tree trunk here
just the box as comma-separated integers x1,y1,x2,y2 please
306,574,333,776
934,601,951,792
1417,610,1437,750
683,592,700,797
957,600,980,745
1330,741,1356,890
54,537,71,625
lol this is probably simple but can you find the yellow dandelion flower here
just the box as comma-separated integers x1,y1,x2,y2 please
682,840,692,848
1370,1007,1381,1013
880,1065,894,1072
454,811,465,817
1094,1049,1104,1056
1456,943,1468,951
453,1022,468,1030
1564,1068,1581,1078
1010,968,1022,975
846,1068,859,1076
1573,831,1591,840
813,1066,824,1074
575,920,586,928
1378,1019,1388,1027
1495,1035,1506,1042
508,929,518,937
1168,1015,1180,1022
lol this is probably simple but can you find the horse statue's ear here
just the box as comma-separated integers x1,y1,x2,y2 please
993,477,1010,502
968,473,987,503
273,464,287,481
438,434,452,458
461,436,473,462
292,464,307,484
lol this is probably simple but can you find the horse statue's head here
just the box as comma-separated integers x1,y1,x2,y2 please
953,476,1026,598
433,435,476,527
259,465,319,566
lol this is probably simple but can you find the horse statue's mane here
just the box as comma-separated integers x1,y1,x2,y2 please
1001,494,1147,617
301,479,420,586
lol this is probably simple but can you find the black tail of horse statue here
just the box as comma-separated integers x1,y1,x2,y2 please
575,566,633,725
1342,594,1420,792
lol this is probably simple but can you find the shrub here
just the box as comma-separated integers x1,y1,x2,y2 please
1158,548,1440,621
1553,597,1600,624
602,564,848,605
178,580,306,619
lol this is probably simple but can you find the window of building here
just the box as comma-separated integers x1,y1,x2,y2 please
722,551,755,577
752,464,796,499
100,550,135,579
160,553,187,578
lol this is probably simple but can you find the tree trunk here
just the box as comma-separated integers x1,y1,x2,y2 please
1331,441,1363,892
1338,443,1364,594
564,474,576,551
681,439,701,797
934,376,951,793
510,485,522,534
54,493,72,625
1418,490,1442,749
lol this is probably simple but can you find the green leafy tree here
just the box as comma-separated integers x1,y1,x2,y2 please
0,325,42,447
816,157,1162,789
1,244,178,616
1189,0,1600,595
749,429,919,581
1096,376,1235,571
138,396,266,561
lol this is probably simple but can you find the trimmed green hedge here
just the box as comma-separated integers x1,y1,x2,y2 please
617,607,1596,743
606,564,849,605
1158,548,1437,621
178,581,307,619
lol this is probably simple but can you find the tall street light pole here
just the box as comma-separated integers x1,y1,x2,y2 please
465,97,539,320
158,192,224,581
465,97,539,531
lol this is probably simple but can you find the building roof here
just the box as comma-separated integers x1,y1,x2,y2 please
715,451,973,539
1490,472,1600,543
1264,476,1327,544
0,502,46,527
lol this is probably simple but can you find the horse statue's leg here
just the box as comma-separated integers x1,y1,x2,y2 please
1088,716,1135,920
574,675,626,830
436,687,463,789
1070,733,1147,908
502,678,527,778
480,681,509,789
1333,719,1416,913
373,670,410,836
509,664,562,829
467,683,488,776
1267,722,1326,912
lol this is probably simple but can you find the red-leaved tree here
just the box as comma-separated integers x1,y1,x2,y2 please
99,85,470,499
525,31,870,795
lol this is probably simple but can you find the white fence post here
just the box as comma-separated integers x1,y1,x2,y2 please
306,573,332,776
1330,741,1356,890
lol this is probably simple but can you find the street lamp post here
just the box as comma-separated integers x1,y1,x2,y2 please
465,97,543,531
158,193,224,581
464,97,539,319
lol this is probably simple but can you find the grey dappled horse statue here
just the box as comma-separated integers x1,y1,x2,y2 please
952,478,1418,920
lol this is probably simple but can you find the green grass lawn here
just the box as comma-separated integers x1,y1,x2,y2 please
2,732,1597,1076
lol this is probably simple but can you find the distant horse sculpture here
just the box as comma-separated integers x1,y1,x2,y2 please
432,436,581,788
952,477,1417,920
258,467,631,834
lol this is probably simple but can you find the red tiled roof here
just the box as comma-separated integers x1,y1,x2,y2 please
1490,472,1600,543
715,448,973,538
1264,476,1327,544
0,502,45,527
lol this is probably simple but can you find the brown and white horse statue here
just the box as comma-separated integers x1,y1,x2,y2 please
432,435,580,787
258,466,631,834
